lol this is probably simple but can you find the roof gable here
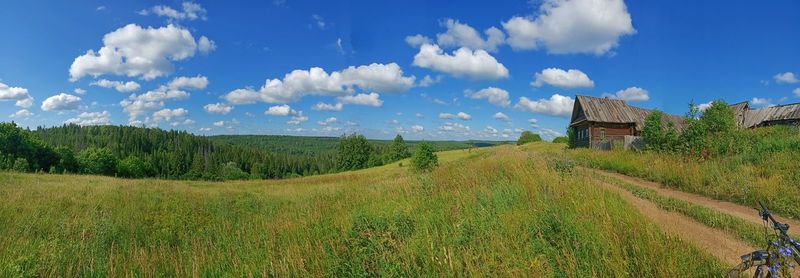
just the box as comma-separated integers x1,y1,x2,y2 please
571,95,686,131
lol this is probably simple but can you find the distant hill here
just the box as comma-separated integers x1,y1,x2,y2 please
209,135,509,156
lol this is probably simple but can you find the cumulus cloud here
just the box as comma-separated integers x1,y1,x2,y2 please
9,109,33,119
74,88,87,95
41,93,82,111
697,101,713,112
412,44,509,80
65,111,111,126
90,79,141,92
539,128,563,139
337,92,383,107
213,121,225,127
794,88,800,97
203,102,232,114
317,117,337,126
69,24,214,81
439,112,471,120
405,34,432,47
439,122,470,132
0,82,34,108
223,63,413,104
313,102,344,111
502,0,635,55
493,112,510,122
531,68,594,89
168,75,208,90
151,108,188,124
465,87,510,107
602,86,650,102
265,104,293,116
411,125,424,133
287,111,308,125
515,94,574,117
436,19,505,52
751,97,773,108
528,118,539,128
120,84,192,122
417,75,442,87
774,72,799,84
139,1,208,21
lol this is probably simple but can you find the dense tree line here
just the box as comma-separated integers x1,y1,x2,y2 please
336,134,413,171
15,124,335,180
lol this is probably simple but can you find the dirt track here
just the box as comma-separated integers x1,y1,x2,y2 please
595,180,754,266
591,169,800,237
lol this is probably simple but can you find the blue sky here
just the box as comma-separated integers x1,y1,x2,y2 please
1,0,799,140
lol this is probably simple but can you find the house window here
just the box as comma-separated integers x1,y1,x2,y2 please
600,128,606,139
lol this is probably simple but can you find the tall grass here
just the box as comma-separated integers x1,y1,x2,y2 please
0,145,725,276
566,126,800,220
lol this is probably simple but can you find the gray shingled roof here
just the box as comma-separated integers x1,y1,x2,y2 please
572,95,686,131
742,103,800,128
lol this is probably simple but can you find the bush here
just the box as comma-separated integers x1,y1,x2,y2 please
517,131,542,145
411,141,438,171
12,157,28,172
386,134,411,162
337,134,374,171
77,147,118,175
700,100,735,134
116,156,151,178
219,161,249,180
552,136,569,144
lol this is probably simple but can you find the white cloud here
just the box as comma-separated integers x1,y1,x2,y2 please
223,63,413,104
265,104,293,116
465,87,510,107
774,72,799,84
9,109,33,119
751,97,773,108
203,103,232,114
41,93,81,111
439,122,470,132
287,111,308,125
794,88,800,97
697,101,713,112
405,34,432,47
531,68,594,89
313,102,344,111
69,24,213,81
198,36,216,54
411,125,424,133
213,121,225,127
539,128,563,139
502,0,635,55
515,94,574,117
65,111,111,126
528,118,539,128
90,79,141,92
337,92,383,107
151,108,188,124
439,112,471,120
602,86,650,102
168,75,208,90
417,75,442,87
74,88,87,95
317,117,337,126
140,1,208,21
312,14,326,29
0,82,34,108
120,85,189,122
436,19,505,52
493,112,510,122
199,127,211,132
415,112,423,117
412,43,509,80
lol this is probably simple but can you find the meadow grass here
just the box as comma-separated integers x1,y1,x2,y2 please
0,144,726,277
557,125,800,221
594,172,768,248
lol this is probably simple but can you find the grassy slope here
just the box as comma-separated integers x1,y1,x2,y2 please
0,144,724,277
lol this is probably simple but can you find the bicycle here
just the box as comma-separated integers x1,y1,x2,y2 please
728,202,800,277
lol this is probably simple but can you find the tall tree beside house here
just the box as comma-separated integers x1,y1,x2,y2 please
386,134,411,162
700,100,736,134
679,101,708,156
516,131,542,145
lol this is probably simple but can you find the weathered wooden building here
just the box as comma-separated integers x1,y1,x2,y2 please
736,102,800,128
569,95,685,148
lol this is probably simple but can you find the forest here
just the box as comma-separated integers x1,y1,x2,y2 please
0,123,504,181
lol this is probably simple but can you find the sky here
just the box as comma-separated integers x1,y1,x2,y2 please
1,0,799,140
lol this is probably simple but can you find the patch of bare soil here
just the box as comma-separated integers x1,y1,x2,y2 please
596,181,755,266
591,169,800,237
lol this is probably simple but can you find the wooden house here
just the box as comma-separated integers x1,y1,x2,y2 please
737,102,800,128
569,95,685,148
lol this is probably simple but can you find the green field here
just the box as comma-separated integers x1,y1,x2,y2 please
0,143,724,277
